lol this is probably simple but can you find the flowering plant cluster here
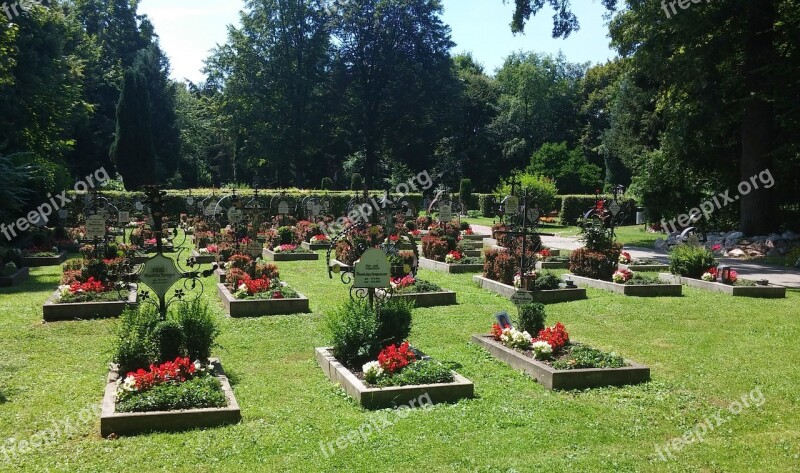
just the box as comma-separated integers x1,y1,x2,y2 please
491,321,566,360
513,270,538,288
702,267,738,284
310,234,329,244
462,228,474,236
410,229,421,237
116,357,214,401
445,250,463,264
536,249,552,261
198,244,219,255
378,342,416,374
59,277,112,299
273,244,298,253
390,275,416,290
612,268,633,284
234,274,288,299
619,251,632,264
701,270,715,282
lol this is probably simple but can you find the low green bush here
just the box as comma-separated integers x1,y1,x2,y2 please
669,244,717,279
552,345,626,370
174,299,220,362
326,300,380,368
115,376,227,413
376,360,454,387
518,303,546,335
152,321,185,362
376,298,413,347
569,248,620,281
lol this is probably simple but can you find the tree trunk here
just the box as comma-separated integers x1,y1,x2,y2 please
739,0,775,235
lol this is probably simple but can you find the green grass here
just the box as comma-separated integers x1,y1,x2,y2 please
1,249,799,472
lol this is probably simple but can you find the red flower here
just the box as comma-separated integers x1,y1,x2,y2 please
491,323,505,341
125,357,197,391
389,234,400,242
69,277,109,294
377,342,416,374
535,323,570,353
391,275,416,289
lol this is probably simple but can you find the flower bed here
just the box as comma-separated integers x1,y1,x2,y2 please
100,357,240,437
192,246,219,264
472,322,649,390
564,273,682,297
473,275,587,304
388,275,457,308
43,288,138,321
419,257,483,274
301,235,332,251
658,273,786,298
217,283,310,317
263,244,319,262
315,346,473,409
0,266,29,287
22,250,68,267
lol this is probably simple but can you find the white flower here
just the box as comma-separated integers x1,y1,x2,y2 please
701,272,715,282
194,361,203,371
531,341,553,359
362,360,385,383
238,283,247,292
500,327,532,350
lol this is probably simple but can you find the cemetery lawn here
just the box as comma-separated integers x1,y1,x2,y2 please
1,253,799,472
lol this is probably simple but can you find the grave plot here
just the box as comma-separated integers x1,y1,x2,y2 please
317,195,472,408
472,309,649,390
0,249,28,287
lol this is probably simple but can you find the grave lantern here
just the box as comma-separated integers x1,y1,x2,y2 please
716,265,732,283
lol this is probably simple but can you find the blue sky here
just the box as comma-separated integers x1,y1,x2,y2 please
138,0,617,83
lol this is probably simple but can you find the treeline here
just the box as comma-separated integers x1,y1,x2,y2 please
1,1,798,234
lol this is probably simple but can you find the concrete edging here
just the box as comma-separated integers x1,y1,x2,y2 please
217,283,310,317
22,251,68,267
472,275,587,304
42,289,138,322
658,273,786,298
419,257,483,274
0,267,29,287
564,274,683,297
263,249,319,262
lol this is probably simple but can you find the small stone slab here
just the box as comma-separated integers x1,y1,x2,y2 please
564,274,682,297
419,257,483,274
0,267,29,287
217,284,310,317
471,335,650,390
315,347,474,409
460,234,490,241
619,263,670,272
301,241,331,251
22,251,68,267
42,289,138,322
482,237,498,249
393,290,457,308
658,273,786,298
215,267,227,284
329,259,351,272
263,249,319,262
472,275,587,304
191,250,218,265
100,358,241,437
535,261,570,270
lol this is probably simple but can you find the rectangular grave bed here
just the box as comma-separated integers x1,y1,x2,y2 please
419,257,483,274
393,290,457,308
619,263,670,272
658,273,786,298
43,289,138,322
301,241,331,251
263,249,319,262
100,358,241,437
191,250,218,265
463,249,482,258
473,275,587,304
217,284,310,317
471,336,649,390
482,237,498,249
0,267,29,287
564,274,682,297
22,251,68,267
461,234,490,241
315,347,474,409
535,261,570,270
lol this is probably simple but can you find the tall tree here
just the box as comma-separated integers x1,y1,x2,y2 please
111,69,156,190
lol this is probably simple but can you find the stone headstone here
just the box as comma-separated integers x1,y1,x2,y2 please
504,196,519,215
85,214,106,239
278,201,290,215
439,204,452,222
118,211,130,224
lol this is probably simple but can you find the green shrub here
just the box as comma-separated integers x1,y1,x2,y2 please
376,298,413,347
396,279,441,294
495,173,558,213
479,194,496,218
579,226,615,253
350,173,363,191
2,262,17,277
533,273,561,290
483,249,515,285
518,303,546,335
459,179,473,209
560,194,638,226
376,360,454,387
115,376,227,413
277,226,295,245
421,235,449,261
552,345,626,370
152,320,185,363
326,300,379,368
173,299,219,362
669,244,717,278
114,306,160,374
321,177,334,190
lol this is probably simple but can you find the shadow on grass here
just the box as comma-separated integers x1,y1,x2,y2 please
0,390,7,404
624,239,658,249
0,274,56,296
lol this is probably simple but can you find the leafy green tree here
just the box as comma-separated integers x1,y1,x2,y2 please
527,142,602,194
111,70,156,190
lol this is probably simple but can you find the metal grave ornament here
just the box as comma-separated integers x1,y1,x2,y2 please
354,249,391,288
86,214,107,239
438,203,453,223
227,207,244,223
118,211,130,224
511,290,534,306
278,200,290,215
527,208,540,223
246,241,264,258
139,254,182,299
609,200,621,216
